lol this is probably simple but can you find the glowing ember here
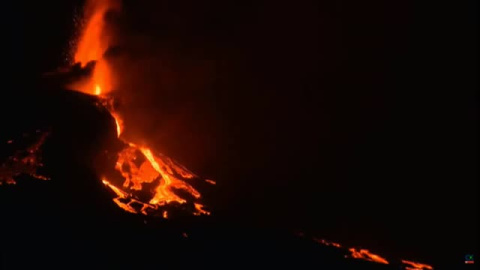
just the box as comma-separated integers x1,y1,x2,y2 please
401,259,433,270
72,0,212,217
347,248,389,264
0,131,50,185
313,238,342,248
205,179,216,185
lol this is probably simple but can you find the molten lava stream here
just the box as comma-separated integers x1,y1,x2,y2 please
348,248,389,264
401,260,433,270
95,87,211,217
314,238,433,269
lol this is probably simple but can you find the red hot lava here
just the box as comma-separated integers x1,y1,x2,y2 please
314,238,434,269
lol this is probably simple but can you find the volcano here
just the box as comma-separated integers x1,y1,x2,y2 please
1,0,477,269
1,82,433,270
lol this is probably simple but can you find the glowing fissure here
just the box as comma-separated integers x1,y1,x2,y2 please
314,238,433,269
72,0,211,217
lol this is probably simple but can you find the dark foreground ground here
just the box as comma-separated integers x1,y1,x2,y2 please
0,87,476,270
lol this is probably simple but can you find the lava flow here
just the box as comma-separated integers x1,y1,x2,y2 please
314,238,389,265
401,260,434,270
312,238,434,269
69,0,120,96
0,131,50,185
70,0,213,217
347,248,389,265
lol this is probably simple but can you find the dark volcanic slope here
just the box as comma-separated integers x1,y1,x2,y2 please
0,88,428,270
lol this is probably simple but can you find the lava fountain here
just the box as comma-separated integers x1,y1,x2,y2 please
70,0,213,217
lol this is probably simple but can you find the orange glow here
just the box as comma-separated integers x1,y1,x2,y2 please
71,0,212,217
74,1,111,64
314,238,342,248
193,203,210,216
71,0,119,96
401,260,433,270
95,84,101,95
110,111,124,137
101,142,209,216
0,132,50,185
347,248,389,264
102,179,137,213
314,238,433,269
205,179,216,185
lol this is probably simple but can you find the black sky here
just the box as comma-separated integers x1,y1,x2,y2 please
1,0,477,268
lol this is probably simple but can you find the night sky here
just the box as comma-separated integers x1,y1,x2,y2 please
2,1,477,268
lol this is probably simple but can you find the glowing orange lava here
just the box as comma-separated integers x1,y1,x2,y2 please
314,238,434,269
348,248,389,264
314,238,342,248
0,131,50,185
401,259,433,270
71,0,211,217
205,179,216,185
